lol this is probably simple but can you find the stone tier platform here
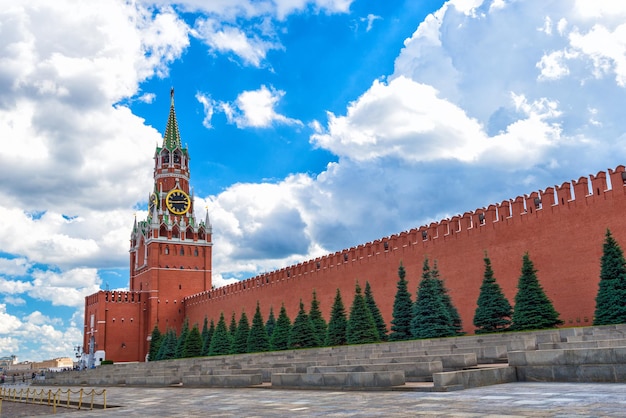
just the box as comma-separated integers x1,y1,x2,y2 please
37,324,626,391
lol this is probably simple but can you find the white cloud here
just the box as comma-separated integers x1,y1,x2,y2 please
0,268,100,309
537,50,574,80
193,19,280,67
220,85,302,128
312,76,485,163
148,0,354,20
195,91,215,128
30,269,101,308
0,304,22,334
4,296,26,306
0,257,31,277
568,23,626,86
361,14,382,32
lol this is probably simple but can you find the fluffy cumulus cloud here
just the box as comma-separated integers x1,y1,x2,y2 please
218,85,302,128
193,19,281,68
195,176,321,277
0,303,82,361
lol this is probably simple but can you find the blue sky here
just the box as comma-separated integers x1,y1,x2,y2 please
2,0,626,361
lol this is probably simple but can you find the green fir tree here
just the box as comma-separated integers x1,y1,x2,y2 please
473,255,513,333
209,313,232,356
175,317,190,358
308,290,327,347
364,281,388,341
390,262,413,341
346,282,380,345
271,304,292,351
148,324,162,362
248,302,271,353
265,306,276,338
431,260,464,335
155,328,177,360
202,319,215,356
510,253,563,331
594,229,626,325
289,300,320,349
326,288,348,346
411,258,454,339
201,317,209,348
183,324,203,358
232,311,250,354
229,312,238,339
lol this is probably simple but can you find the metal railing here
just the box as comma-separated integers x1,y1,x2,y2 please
0,386,106,414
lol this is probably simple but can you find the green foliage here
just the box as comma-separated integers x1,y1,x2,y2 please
364,281,388,341
248,302,271,353
155,328,177,360
229,312,238,338
326,288,348,346
473,255,513,334
594,229,626,325
271,304,292,351
390,262,413,341
209,313,232,356
411,258,455,339
202,319,215,356
148,324,162,362
510,253,563,331
265,306,276,338
175,318,190,358
201,317,209,347
289,300,320,349
346,282,380,345
431,261,464,336
308,290,327,347
100,360,114,365
183,324,203,358
232,311,250,354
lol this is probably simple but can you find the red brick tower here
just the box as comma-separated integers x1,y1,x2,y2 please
129,88,213,357
84,89,212,363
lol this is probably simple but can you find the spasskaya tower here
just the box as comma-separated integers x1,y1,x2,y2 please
129,87,213,347
84,89,212,363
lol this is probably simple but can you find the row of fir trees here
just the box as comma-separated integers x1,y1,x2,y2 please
388,252,562,341
148,229,626,361
148,283,389,361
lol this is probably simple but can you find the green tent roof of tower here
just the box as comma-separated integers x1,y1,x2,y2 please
160,88,187,153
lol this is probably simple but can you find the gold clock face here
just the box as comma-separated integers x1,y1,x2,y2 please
165,189,190,215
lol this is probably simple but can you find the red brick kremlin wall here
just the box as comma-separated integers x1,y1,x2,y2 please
184,166,626,335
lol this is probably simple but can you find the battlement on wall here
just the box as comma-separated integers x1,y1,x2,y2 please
85,290,143,306
184,166,626,306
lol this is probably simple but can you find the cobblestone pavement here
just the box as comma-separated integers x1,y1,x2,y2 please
6,382,626,417
0,400,81,417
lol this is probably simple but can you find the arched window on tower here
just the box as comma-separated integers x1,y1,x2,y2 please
172,226,180,239
159,224,168,238
194,248,199,257
164,246,169,255
198,227,205,241
173,150,181,165
180,247,184,256
161,150,170,165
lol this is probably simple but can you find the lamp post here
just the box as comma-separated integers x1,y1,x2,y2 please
74,345,83,370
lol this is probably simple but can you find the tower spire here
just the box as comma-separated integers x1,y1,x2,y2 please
163,88,182,150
